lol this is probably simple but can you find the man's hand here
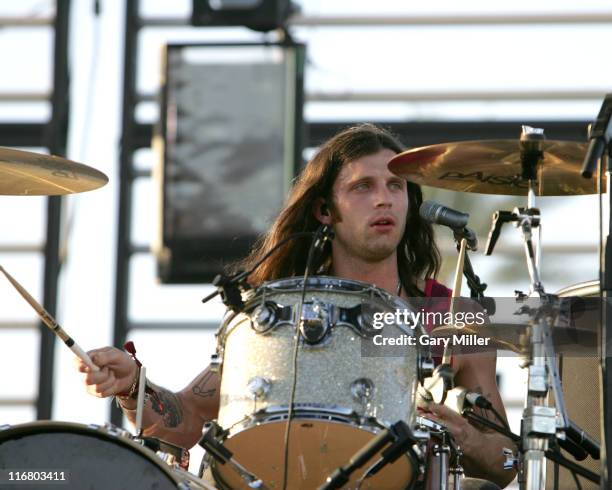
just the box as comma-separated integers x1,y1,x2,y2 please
423,403,482,456
75,346,138,398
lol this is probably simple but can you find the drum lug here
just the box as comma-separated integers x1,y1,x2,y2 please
299,300,332,344
503,447,518,470
247,376,271,400
351,377,375,405
156,451,177,466
251,301,278,333
102,422,132,440
209,352,221,373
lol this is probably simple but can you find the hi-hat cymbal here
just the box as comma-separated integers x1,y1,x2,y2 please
388,139,601,196
0,147,108,196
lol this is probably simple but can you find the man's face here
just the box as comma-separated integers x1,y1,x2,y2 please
327,148,408,263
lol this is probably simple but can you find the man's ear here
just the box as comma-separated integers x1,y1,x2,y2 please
313,197,332,224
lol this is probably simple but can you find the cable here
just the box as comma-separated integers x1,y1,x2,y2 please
281,225,327,490
466,392,511,431
238,232,314,282
462,409,521,443
201,231,315,306
571,470,583,490
490,406,511,432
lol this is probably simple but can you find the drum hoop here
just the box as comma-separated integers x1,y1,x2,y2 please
214,275,428,372
0,420,181,483
249,275,409,309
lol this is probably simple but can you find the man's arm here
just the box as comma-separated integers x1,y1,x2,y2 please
77,347,220,449
426,352,518,488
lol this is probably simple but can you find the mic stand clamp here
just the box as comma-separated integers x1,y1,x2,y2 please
451,232,495,314
199,421,266,489
201,273,248,313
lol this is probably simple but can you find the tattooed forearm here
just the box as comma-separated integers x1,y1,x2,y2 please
192,371,217,398
151,388,184,427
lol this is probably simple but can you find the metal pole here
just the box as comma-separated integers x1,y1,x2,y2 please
601,152,611,489
111,0,139,426
36,0,71,420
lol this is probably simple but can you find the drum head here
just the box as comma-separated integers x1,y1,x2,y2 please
212,420,414,490
0,421,179,490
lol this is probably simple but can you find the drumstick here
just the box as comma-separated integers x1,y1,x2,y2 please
0,264,99,372
441,237,468,365
135,365,146,436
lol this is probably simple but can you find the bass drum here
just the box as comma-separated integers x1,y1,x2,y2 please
0,421,208,490
211,276,429,490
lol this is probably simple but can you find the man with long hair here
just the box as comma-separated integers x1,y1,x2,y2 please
78,124,516,488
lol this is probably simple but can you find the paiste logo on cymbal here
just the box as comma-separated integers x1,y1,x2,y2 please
438,171,529,188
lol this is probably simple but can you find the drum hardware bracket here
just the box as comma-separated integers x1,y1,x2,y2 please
298,300,333,344
350,377,375,406
247,376,271,401
422,362,455,405
418,356,435,384
485,207,540,259
209,352,221,373
250,301,289,334
502,447,518,471
523,406,557,436
431,442,452,490
198,421,266,489
202,273,247,313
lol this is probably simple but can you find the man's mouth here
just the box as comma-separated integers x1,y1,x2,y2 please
370,216,396,229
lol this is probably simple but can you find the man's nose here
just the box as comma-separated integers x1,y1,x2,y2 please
374,185,393,208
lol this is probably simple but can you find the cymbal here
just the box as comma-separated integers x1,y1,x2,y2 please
432,325,596,356
388,139,601,196
0,147,108,195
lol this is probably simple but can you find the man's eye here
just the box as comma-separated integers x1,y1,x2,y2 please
389,182,404,190
353,182,369,190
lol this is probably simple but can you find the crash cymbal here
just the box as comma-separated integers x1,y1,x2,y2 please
431,296,599,356
388,139,600,196
432,323,597,356
0,147,108,195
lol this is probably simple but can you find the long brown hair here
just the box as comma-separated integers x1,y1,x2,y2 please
235,123,441,296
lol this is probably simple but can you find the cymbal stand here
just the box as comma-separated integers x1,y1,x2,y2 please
484,126,572,489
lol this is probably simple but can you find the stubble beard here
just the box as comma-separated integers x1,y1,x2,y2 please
336,228,400,263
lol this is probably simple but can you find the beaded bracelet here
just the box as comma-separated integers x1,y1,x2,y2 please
114,341,164,413
116,365,141,401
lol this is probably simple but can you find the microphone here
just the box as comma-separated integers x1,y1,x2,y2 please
581,93,612,178
465,391,493,409
442,387,492,413
420,200,469,229
566,420,600,460
420,201,477,251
